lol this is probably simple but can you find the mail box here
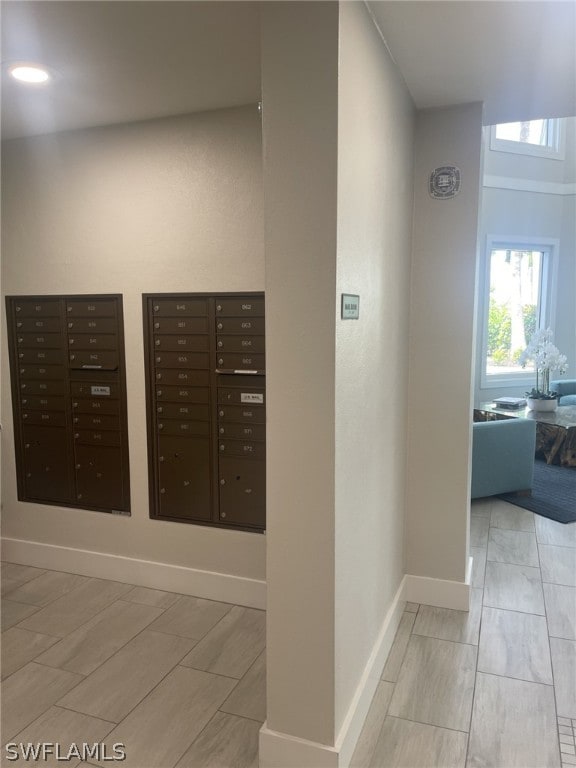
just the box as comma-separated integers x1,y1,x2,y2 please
218,457,265,529
216,335,265,354
19,380,67,396
20,395,66,411
157,436,211,521
17,348,65,365
217,405,266,424
216,353,265,372
153,317,208,334
21,411,67,427
68,334,118,350
6,295,130,514
74,445,125,510
17,333,64,349
73,413,120,430
217,423,266,441
157,420,210,437
19,365,66,381
66,300,117,317
215,317,265,335
14,300,60,317
16,317,62,332
144,292,265,531
152,299,208,316
156,403,210,421
215,298,265,317
66,318,117,333
155,386,210,404
69,351,119,370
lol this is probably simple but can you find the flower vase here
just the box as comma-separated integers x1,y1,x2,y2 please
527,397,558,412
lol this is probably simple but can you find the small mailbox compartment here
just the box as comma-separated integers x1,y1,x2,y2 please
218,457,265,528
74,445,125,510
157,436,211,521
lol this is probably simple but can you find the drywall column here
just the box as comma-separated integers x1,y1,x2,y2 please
406,104,483,596
260,2,339,764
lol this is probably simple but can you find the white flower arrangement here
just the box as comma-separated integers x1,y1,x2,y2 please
519,328,568,399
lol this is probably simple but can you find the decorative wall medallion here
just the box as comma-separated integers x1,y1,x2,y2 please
429,166,461,199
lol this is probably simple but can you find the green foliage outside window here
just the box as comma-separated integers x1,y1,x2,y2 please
487,300,537,367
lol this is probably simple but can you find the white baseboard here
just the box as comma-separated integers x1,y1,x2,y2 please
404,570,470,611
1,537,266,610
335,577,406,766
259,726,339,768
259,577,407,768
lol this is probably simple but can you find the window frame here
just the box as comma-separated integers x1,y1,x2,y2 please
489,118,565,160
480,236,559,389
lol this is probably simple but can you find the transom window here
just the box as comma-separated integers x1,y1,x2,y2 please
489,118,564,159
481,239,557,387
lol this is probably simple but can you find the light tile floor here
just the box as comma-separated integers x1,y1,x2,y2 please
1,566,264,768
352,498,576,768
1,499,575,768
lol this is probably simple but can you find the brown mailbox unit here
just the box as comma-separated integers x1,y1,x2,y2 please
144,293,265,531
6,295,130,514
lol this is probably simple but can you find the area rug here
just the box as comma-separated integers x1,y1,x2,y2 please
498,459,576,524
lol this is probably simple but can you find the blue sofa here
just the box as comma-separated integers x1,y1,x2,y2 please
550,379,576,406
471,418,536,499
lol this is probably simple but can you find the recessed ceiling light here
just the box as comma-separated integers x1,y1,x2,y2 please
9,64,50,84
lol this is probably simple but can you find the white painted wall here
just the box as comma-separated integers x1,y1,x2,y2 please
406,104,484,583
475,117,576,404
335,1,414,736
261,1,339,751
1,106,266,585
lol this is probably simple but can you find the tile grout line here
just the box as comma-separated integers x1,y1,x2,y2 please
537,538,565,766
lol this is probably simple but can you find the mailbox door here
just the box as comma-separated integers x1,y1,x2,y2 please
158,436,212,521
218,457,265,528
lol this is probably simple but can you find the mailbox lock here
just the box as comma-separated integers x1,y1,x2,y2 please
74,433,80,439
220,479,225,485
221,512,227,518
219,444,225,451
219,410,224,417
160,488,166,494
155,340,161,346
217,323,223,330
154,323,160,329
218,358,224,366
156,373,162,380
219,427,225,434
216,305,222,312
217,341,223,348
183,480,190,486
22,413,28,419
16,306,21,312
77,493,83,499
76,464,81,469
154,305,160,312
245,488,253,494
158,423,164,430
159,456,164,462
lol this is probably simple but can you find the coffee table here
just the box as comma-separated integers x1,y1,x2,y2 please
475,404,576,468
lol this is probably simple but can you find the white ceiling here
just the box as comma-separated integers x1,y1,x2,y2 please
368,0,576,125
1,1,262,140
1,1,575,140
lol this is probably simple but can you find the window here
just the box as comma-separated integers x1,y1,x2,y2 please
481,238,557,387
489,118,565,159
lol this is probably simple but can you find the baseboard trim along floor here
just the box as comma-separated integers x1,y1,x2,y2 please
0,537,266,610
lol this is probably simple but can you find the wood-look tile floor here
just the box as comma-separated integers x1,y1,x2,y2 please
2,501,575,768
353,500,576,768
1,567,264,768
